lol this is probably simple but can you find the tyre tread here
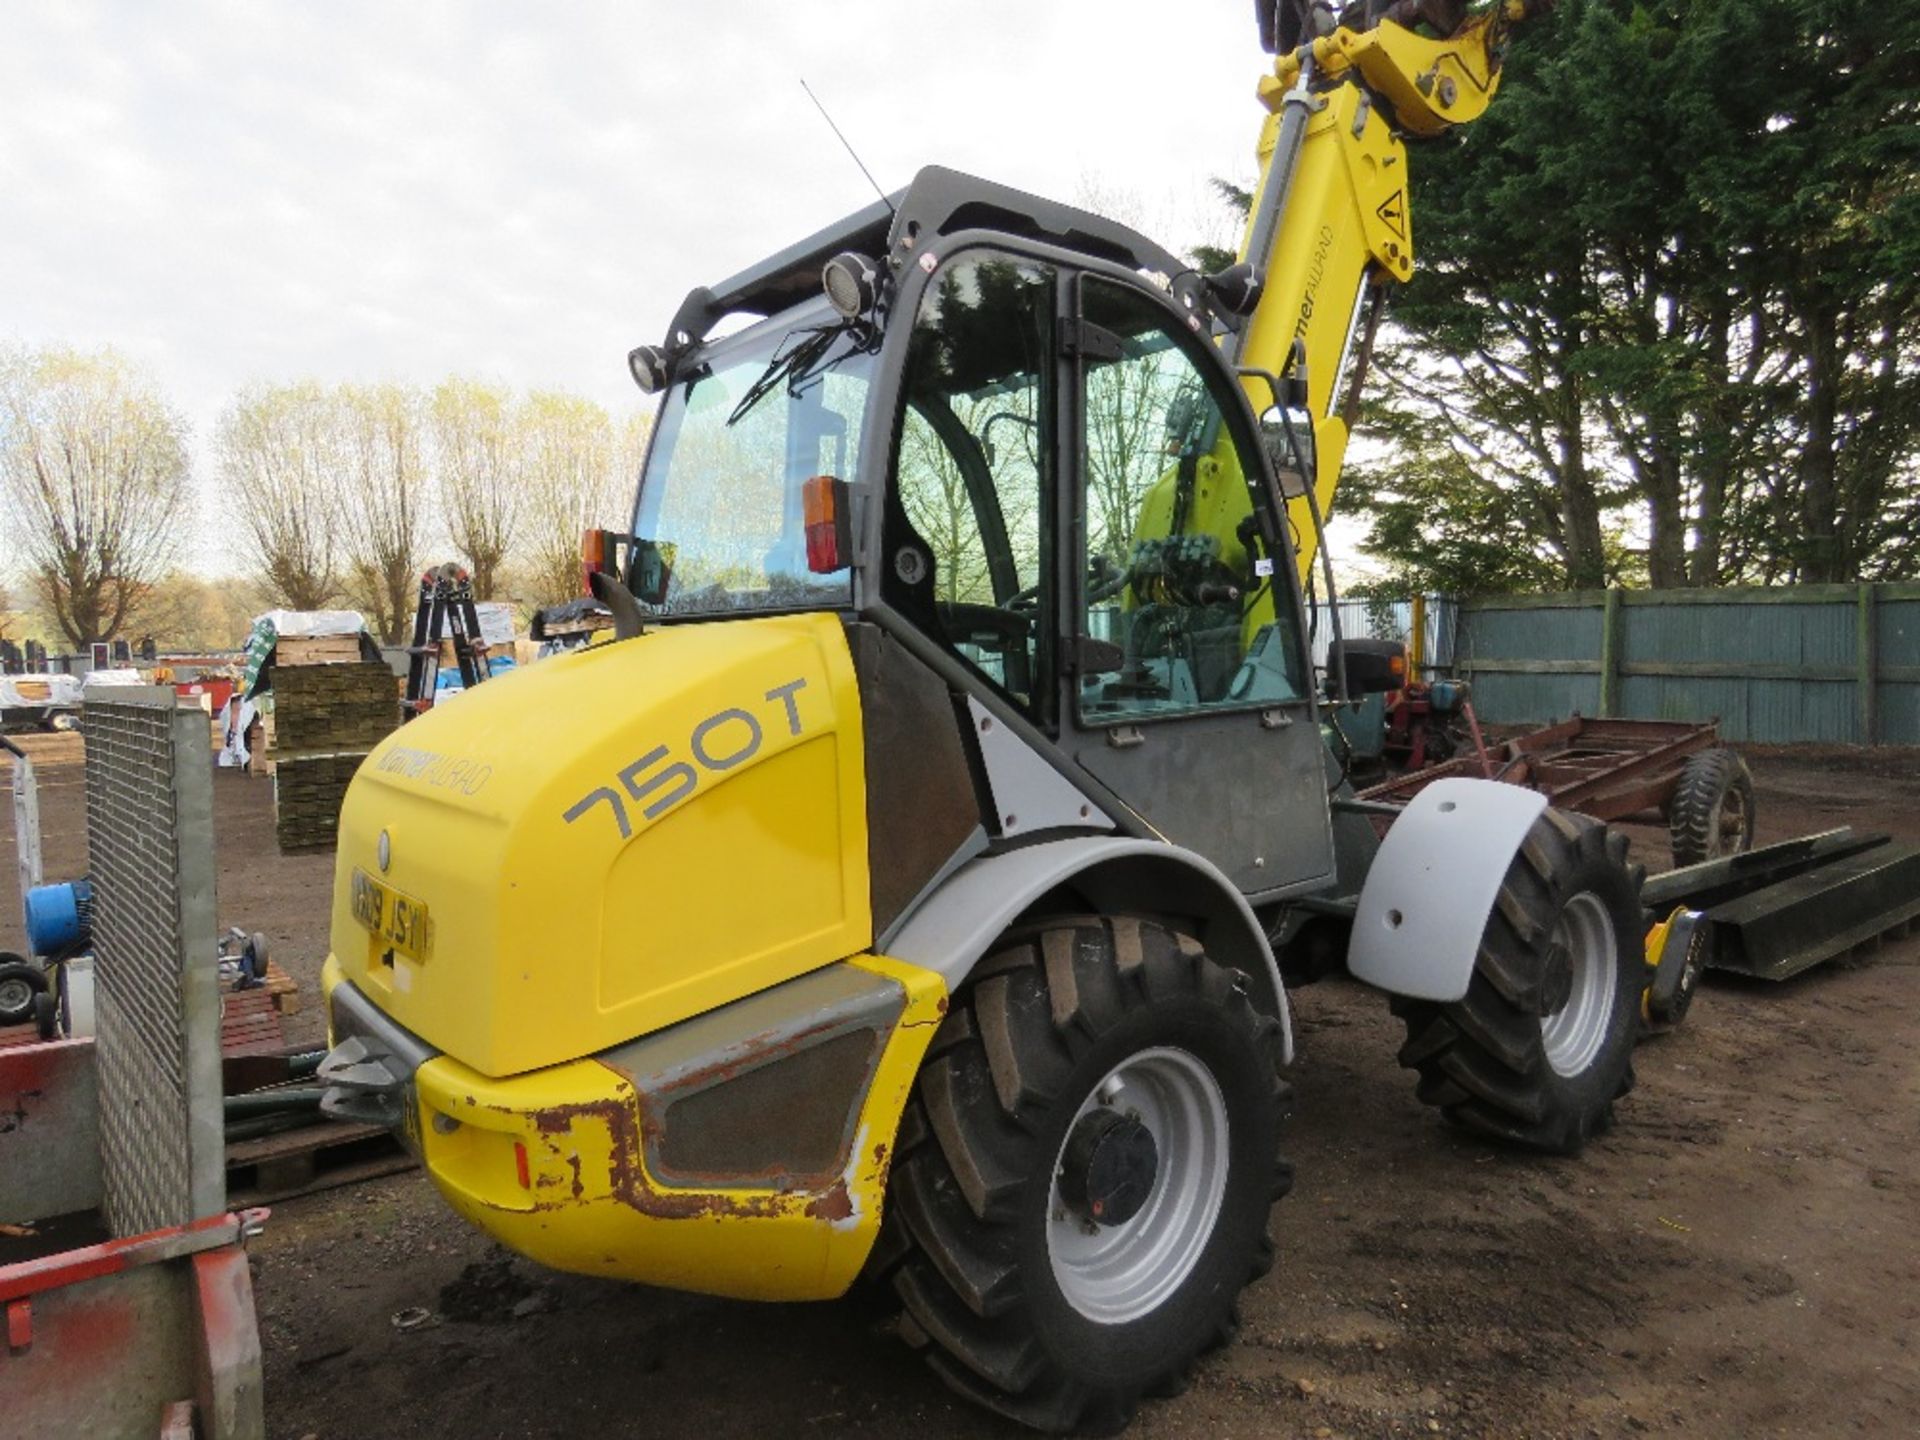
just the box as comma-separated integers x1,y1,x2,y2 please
884,915,1287,1431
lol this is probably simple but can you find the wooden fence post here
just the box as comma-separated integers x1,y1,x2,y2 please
1598,587,1622,717
1858,583,1878,745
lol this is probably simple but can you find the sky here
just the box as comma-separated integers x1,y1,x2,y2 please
2,1,1277,576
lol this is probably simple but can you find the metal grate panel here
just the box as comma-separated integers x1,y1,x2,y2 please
82,688,224,1235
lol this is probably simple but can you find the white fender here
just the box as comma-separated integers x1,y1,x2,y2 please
886,836,1293,1063
1349,777,1549,1003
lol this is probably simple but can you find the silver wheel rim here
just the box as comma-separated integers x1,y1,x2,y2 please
1541,892,1617,1078
1046,1046,1229,1325
0,977,33,1013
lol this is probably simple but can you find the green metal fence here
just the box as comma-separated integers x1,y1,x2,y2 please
1451,584,1920,745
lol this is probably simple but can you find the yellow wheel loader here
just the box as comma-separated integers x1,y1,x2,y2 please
320,1,1650,1427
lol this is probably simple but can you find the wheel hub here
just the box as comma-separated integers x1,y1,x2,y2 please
1058,1110,1158,1228
1045,1047,1231,1325
1539,892,1619,1079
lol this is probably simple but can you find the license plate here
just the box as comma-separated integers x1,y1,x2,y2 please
350,869,432,963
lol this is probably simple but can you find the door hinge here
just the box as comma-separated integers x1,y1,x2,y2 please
1061,318,1127,362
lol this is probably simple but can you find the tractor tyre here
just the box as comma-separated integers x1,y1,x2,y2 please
1668,747,1755,867
882,915,1291,1433
0,958,48,1027
1391,811,1648,1154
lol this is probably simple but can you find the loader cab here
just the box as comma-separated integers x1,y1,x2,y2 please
625,168,1336,901
868,233,1334,898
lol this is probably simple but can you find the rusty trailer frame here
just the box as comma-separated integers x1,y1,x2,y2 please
1357,716,1721,826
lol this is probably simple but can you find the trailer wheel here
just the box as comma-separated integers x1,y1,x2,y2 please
882,916,1291,1433
1391,811,1648,1154
0,958,48,1027
1668,747,1754,867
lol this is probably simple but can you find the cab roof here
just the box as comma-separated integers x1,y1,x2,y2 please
663,165,1193,349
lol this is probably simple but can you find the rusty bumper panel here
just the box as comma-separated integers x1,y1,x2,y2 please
328,955,947,1302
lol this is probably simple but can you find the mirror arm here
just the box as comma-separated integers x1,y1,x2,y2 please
589,569,649,641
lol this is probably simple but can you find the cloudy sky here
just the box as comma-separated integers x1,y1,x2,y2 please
3,1,1271,572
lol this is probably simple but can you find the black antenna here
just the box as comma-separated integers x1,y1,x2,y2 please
800,78,894,220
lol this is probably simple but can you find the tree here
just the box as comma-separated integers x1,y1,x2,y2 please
123,571,265,651
0,578,25,651
339,383,429,643
517,390,622,606
218,382,345,610
432,378,519,600
1357,0,1920,591
1344,431,1595,597
0,346,193,646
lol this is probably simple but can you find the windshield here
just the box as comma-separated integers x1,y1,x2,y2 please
630,298,877,617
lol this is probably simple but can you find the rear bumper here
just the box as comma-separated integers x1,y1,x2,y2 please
318,952,944,1301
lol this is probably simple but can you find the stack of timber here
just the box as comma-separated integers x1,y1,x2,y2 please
252,703,277,778
274,633,363,666
272,661,397,853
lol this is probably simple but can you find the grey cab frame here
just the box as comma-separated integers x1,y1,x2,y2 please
853,231,1337,905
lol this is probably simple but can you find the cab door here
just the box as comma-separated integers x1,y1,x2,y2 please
1059,273,1334,900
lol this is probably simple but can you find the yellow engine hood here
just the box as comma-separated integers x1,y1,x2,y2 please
328,613,871,1077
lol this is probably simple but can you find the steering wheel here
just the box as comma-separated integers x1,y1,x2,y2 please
1007,556,1135,613
936,602,1032,654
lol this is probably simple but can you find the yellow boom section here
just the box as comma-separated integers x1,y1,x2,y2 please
1233,1,1535,584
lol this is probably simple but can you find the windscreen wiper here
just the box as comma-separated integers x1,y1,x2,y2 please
727,322,861,427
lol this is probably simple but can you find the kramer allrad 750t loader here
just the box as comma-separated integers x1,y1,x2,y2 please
320,1,1647,1427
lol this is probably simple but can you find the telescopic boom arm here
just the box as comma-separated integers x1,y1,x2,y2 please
1232,0,1543,583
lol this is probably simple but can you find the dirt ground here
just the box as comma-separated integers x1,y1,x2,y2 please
3,733,1916,1439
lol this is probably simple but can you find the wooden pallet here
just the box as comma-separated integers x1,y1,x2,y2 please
226,1118,413,1204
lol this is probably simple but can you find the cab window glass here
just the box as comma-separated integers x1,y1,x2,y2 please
1076,277,1305,721
891,255,1053,707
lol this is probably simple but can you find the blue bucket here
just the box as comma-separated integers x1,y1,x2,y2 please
24,878,93,956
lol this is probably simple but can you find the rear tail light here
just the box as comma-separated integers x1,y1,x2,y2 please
801,475,852,574
580,529,608,596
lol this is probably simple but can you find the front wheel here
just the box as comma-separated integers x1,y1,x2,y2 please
881,916,1291,1433
1392,810,1648,1154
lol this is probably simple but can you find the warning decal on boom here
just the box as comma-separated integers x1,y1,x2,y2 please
1376,190,1407,240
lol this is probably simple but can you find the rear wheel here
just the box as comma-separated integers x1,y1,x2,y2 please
1668,747,1754,867
1391,811,1648,1154
881,916,1290,1433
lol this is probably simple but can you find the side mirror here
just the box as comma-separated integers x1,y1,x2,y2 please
1328,637,1407,697
1261,420,1312,498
